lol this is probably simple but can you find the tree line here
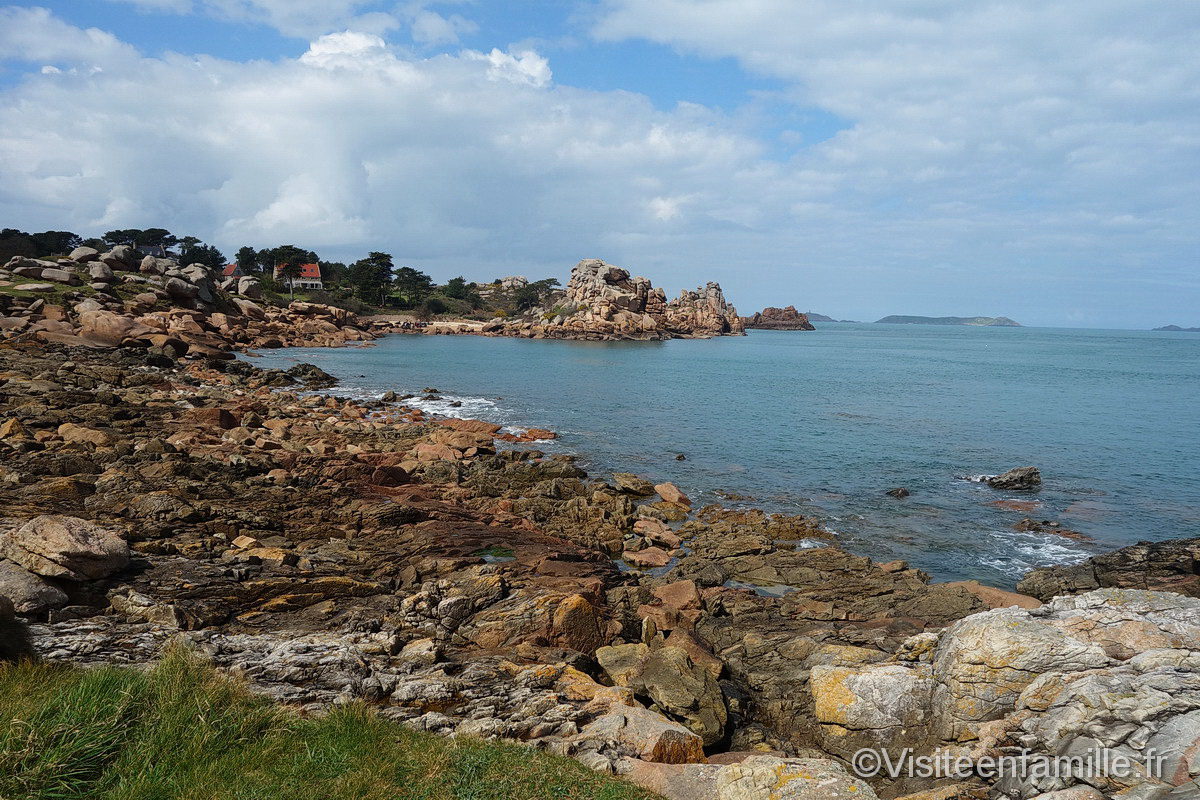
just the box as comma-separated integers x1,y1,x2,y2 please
1,227,226,270
1,226,560,314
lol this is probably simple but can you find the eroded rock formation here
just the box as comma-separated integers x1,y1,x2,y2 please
479,259,744,341
741,306,816,331
0,250,406,355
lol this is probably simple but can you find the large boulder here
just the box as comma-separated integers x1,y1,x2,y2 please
77,310,151,346
58,423,117,447
802,590,1200,797
988,592,1200,797
0,559,68,614
715,756,880,800
140,256,175,275
100,245,138,270
613,473,656,495
87,263,115,283
40,267,81,286
69,246,100,263
575,704,706,764
237,276,262,299
163,276,199,301
0,515,129,581
930,602,1112,739
810,663,935,757
232,298,267,320
986,466,1041,490
618,644,728,746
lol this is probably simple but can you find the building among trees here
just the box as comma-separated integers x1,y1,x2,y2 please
273,262,323,290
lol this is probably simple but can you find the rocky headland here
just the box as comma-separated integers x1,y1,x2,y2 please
1,248,1198,800
1153,325,1200,332
0,246,403,355
741,306,816,331
426,259,744,341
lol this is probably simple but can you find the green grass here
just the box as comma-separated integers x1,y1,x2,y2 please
0,647,659,800
0,280,94,302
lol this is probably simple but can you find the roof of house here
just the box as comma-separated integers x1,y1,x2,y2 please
274,263,322,280
222,264,241,277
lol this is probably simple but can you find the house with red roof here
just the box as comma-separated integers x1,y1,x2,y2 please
222,263,245,279
273,262,323,291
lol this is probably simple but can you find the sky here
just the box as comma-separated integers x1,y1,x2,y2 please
0,2,1197,328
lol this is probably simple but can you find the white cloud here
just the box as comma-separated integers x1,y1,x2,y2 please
467,48,552,88
589,0,1200,324
299,31,395,70
0,11,759,283
108,0,483,41
409,8,477,46
0,4,1197,326
0,6,139,69
109,0,400,38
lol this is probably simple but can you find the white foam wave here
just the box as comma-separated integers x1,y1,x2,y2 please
405,393,500,420
795,538,829,549
977,530,1092,577
327,385,381,403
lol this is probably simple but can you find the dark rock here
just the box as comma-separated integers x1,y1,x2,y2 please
1018,537,1200,600
286,363,337,387
986,466,1041,490
0,597,35,662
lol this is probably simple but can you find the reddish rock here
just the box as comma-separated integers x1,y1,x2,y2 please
439,418,503,434
624,547,672,568
58,423,116,447
635,518,682,548
369,465,410,487
654,482,691,507
187,408,240,430
653,580,702,610
941,580,1041,610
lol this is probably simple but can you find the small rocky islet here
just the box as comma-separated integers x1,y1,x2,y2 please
414,258,745,341
740,306,816,331
1,248,1198,799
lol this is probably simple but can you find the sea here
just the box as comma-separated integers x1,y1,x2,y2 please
248,323,1200,587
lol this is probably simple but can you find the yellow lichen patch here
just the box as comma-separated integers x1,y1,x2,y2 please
810,666,860,725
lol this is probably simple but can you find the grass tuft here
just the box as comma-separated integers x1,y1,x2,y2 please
0,646,658,800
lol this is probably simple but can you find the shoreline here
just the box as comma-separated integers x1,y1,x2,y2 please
246,330,1119,592
4,271,1199,797
281,343,1034,597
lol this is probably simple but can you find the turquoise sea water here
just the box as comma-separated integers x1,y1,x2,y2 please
249,324,1200,587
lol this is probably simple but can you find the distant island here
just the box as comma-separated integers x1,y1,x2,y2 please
876,315,1021,327
1153,324,1200,332
804,312,859,323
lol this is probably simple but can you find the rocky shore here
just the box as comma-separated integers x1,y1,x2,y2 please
1,246,404,355
741,306,816,331
422,259,745,341
2,250,1198,799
